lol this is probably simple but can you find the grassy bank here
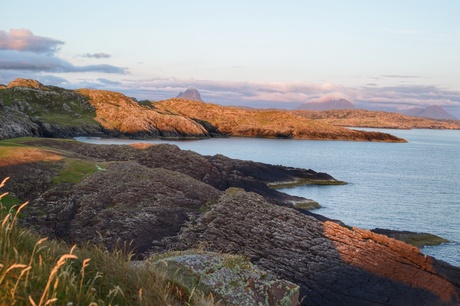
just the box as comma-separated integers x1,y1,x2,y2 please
0,177,215,306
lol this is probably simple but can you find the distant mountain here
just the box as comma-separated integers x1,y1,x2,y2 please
296,99,355,111
404,105,457,120
293,109,460,130
176,87,204,102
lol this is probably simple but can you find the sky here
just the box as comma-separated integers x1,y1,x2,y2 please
1,0,459,117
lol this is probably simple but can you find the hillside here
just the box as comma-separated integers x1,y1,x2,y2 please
0,137,459,305
294,109,460,129
155,98,405,142
0,78,208,140
0,78,406,142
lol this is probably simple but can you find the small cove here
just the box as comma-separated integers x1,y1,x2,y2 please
76,128,460,267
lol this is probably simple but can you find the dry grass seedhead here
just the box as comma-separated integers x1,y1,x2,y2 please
0,177,218,306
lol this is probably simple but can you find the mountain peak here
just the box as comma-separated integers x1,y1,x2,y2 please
176,87,204,102
404,105,456,120
295,98,355,111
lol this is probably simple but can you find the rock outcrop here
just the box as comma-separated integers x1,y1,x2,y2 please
0,78,209,140
16,139,338,208
371,228,450,248
172,188,460,306
150,252,299,306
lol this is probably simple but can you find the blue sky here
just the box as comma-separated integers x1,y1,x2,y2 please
1,0,459,116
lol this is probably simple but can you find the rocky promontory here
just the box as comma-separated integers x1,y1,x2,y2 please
0,137,459,305
155,98,406,142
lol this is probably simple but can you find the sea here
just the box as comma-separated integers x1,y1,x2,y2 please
76,128,460,267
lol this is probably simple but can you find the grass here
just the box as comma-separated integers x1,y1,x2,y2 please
52,159,108,185
0,85,98,127
0,177,217,306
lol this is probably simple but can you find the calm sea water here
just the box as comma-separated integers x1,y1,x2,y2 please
76,129,460,267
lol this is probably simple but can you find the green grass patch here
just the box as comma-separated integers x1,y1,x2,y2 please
0,138,31,148
0,194,21,211
0,139,30,158
0,90,13,106
52,159,107,185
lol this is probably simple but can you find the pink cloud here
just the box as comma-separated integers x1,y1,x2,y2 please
0,29,64,54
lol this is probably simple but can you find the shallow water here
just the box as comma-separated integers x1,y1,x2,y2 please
76,129,460,266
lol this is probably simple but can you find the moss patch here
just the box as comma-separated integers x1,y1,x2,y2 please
151,251,299,306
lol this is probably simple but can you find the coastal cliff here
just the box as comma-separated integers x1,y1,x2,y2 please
0,137,459,305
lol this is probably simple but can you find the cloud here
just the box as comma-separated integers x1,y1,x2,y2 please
97,78,122,85
381,75,421,79
106,78,459,118
0,29,63,54
0,29,126,75
82,52,111,59
308,92,351,103
0,50,127,74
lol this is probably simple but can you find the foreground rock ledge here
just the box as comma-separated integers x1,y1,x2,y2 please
172,188,460,306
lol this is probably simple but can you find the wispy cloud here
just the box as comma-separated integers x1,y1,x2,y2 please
82,52,111,59
0,50,127,74
0,29,127,74
381,75,421,79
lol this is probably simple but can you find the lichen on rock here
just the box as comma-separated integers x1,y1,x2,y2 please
151,251,299,306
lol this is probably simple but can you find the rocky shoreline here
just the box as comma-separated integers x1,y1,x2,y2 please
0,137,459,305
